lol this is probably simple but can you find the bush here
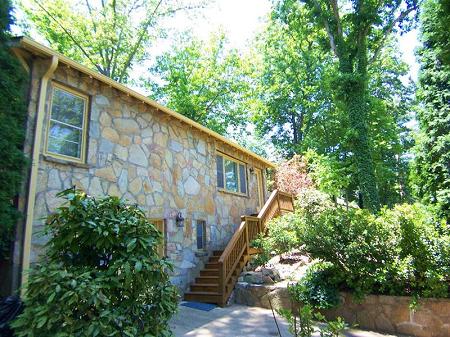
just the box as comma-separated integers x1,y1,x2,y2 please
301,202,449,299
289,262,340,309
275,155,314,196
13,188,178,337
256,188,450,300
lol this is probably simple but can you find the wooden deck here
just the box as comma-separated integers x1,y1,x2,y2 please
184,189,295,306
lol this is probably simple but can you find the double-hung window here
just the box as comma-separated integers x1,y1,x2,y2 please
45,84,88,162
216,153,247,195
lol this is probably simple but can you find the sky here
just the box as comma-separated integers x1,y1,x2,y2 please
12,0,420,82
169,0,420,81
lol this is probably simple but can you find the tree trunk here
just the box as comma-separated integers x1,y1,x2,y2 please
345,79,380,212
338,39,381,212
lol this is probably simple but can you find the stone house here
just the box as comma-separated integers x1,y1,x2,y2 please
7,37,274,294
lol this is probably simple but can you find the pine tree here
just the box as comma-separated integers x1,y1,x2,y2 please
0,0,28,258
414,0,450,221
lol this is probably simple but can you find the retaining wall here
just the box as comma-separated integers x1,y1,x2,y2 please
233,282,450,337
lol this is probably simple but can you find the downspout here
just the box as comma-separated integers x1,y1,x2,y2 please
21,55,58,294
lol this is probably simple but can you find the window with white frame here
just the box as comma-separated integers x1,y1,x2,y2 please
216,153,247,195
45,84,88,162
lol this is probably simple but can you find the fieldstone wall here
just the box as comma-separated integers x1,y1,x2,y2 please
24,58,268,291
323,292,450,337
234,283,450,337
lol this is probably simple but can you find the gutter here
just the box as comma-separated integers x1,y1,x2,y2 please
21,55,59,293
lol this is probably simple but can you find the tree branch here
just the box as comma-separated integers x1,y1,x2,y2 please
369,5,418,64
34,0,104,74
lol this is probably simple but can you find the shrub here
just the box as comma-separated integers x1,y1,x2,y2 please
275,155,314,196
256,187,450,300
13,188,178,337
381,203,449,298
289,262,340,309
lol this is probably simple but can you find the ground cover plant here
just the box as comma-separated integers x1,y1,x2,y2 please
13,188,178,337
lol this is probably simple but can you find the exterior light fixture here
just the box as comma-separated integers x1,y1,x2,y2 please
176,212,185,228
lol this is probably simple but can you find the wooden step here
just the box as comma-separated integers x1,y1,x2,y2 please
190,283,219,292
195,276,219,284
205,262,219,269
200,269,219,277
184,291,221,304
213,250,223,256
208,256,219,263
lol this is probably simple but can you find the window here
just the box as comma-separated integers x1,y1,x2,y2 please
150,218,166,257
196,220,206,250
216,153,247,195
45,84,88,162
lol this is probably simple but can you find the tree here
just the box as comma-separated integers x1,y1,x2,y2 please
0,0,28,260
20,0,204,83
413,0,450,221
273,0,419,212
148,32,252,135
251,5,335,157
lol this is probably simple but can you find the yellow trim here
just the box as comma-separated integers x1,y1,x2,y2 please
149,218,166,258
43,82,89,164
16,36,274,168
22,55,59,294
216,152,248,196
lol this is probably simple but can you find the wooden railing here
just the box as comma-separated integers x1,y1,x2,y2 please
217,189,294,305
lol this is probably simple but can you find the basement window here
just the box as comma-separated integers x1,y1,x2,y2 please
45,83,88,163
196,220,206,250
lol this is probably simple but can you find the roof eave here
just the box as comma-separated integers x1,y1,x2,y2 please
16,36,275,169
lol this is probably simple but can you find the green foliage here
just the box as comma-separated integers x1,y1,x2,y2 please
289,262,340,309
148,32,252,136
13,188,178,337
272,0,420,212
413,0,450,222
257,190,449,301
0,0,28,259
20,0,204,83
278,304,347,337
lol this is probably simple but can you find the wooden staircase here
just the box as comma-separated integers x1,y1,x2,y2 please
184,189,294,306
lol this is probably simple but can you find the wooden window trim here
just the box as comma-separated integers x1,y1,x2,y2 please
149,218,166,258
216,151,248,196
44,82,89,164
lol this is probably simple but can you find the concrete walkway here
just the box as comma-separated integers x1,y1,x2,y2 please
170,303,406,337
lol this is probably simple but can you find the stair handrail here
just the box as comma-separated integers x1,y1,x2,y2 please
217,189,294,305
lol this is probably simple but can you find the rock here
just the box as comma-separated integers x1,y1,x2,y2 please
169,139,183,152
243,271,264,284
261,268,281,282
263,275,275,284
114,118,140,134
102,127,119,143
184,176,200,195
118,169,128,193
47,169,61,190
95,167,116,182
95,95,109,105
129,144,147,166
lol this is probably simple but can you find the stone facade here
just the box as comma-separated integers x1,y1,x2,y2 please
23,58,269,291
234,284,450,337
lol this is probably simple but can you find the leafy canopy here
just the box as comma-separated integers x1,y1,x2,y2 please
148,32,252,136
20,0,205,83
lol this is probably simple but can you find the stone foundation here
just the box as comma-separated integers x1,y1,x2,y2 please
233,283,450,337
